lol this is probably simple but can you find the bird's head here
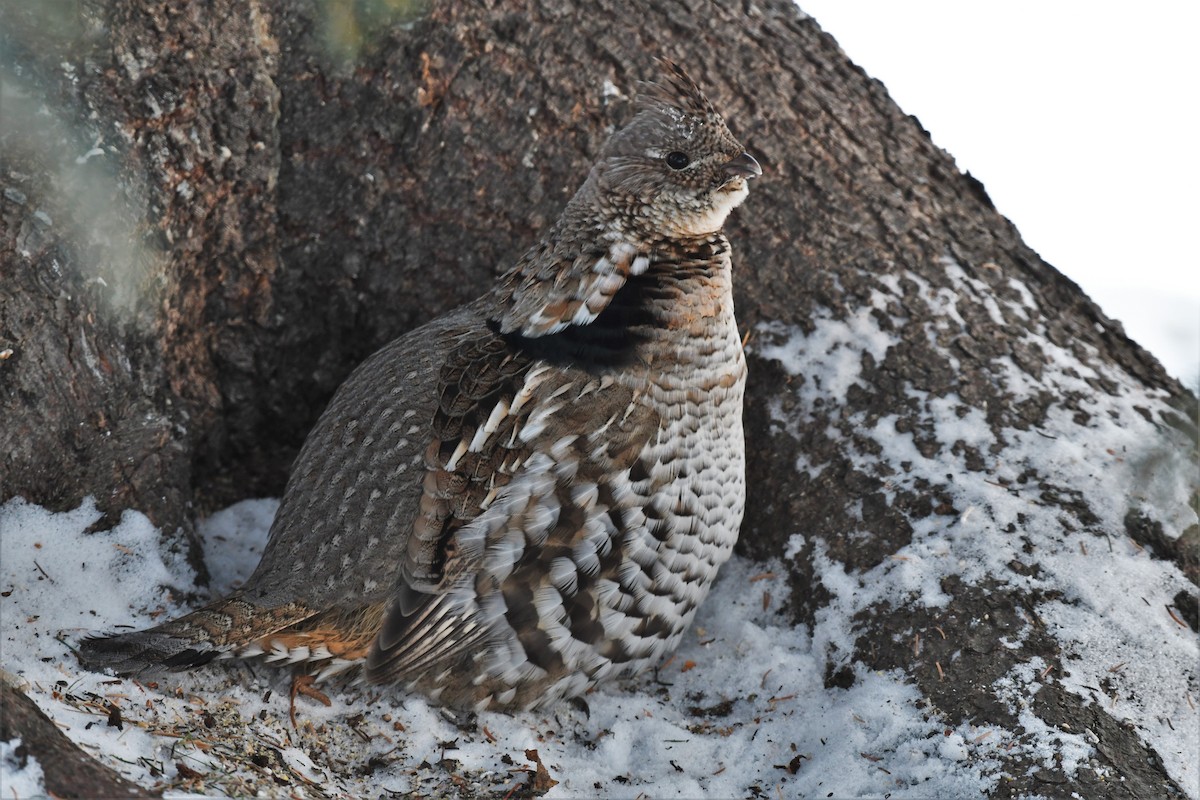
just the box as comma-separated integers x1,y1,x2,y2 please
592,60,760,241
492,62,759,338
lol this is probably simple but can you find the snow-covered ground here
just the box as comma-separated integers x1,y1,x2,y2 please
0,497,995,797
2,423,1196,800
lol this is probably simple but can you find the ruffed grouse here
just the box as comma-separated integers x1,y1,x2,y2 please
80,61,760,711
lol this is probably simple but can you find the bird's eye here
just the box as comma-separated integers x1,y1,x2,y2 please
665,151,691,170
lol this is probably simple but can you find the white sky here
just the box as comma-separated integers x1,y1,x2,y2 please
798,1,1200,386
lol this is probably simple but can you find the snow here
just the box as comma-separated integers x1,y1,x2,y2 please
0,496,1000,798
756,299,900,422
0,498,193,635
3,447,1195,799
0,740,47,799
196,499,276,594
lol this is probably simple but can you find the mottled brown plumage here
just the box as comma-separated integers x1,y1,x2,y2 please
79,61,760,711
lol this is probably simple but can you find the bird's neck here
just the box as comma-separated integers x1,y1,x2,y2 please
618,235,736,333
488,175,735,341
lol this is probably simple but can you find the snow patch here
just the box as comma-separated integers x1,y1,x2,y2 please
196,499,277,595
752,259,1198,796
0,739,47,799
0,498,1013,798
754,307,900,422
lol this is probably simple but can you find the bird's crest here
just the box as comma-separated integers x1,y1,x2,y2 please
636,59,720,122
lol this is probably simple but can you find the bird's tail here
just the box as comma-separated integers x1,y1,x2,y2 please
76,596,319,676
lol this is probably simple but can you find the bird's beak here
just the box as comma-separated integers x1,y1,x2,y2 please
723,152,762,180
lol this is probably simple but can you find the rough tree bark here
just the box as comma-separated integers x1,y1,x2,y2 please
1,0,1195,796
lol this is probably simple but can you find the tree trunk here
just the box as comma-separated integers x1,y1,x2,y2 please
2,0,1195,796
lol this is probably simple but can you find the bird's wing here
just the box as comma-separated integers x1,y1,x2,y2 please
365,321,659,685
491,237,650,338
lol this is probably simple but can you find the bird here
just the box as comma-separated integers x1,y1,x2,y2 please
79,60,761,712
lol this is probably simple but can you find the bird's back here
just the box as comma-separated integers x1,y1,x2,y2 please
245,303,486,612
